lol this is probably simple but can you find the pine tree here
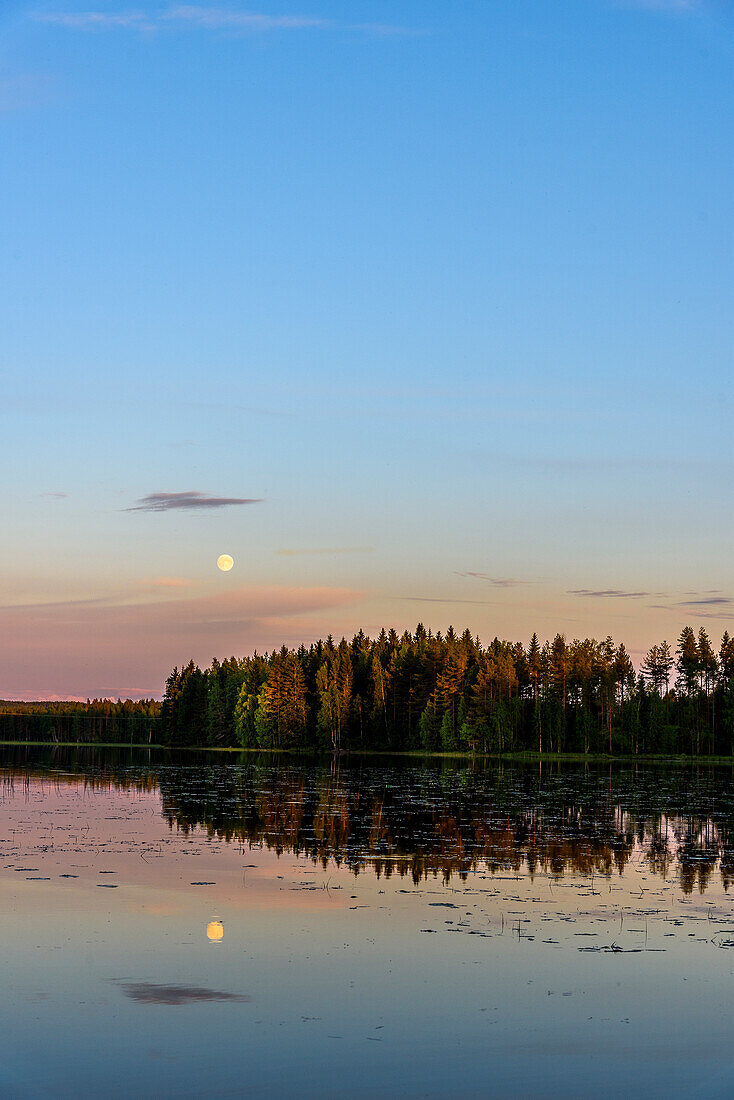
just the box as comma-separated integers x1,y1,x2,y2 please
527,633,541,702
676,627,700,697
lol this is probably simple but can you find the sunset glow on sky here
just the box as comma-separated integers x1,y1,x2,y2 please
3,0,734,698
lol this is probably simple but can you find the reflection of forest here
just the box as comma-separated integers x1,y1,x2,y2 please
2,746,734,894
157,763,734,893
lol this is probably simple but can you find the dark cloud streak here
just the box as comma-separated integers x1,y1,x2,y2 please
127,491,262,512
678,597,733,607
455,572,522,587
569,589,652,599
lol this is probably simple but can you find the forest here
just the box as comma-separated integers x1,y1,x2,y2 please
158,624,734,756
0,698,161,743
4,625,734,755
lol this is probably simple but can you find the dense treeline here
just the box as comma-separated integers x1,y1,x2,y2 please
160,624,734,756
0,698,161,743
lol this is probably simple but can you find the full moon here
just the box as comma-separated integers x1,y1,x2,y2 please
217,554,234,572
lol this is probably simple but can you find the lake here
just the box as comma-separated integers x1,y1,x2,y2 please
2,746,734,1098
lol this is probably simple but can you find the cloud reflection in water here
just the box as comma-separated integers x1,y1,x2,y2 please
118,982,249,1006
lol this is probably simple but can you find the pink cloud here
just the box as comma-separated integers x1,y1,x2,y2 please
4,692,89,703
0,584,364,699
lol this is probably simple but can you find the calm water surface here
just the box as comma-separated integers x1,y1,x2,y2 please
2,746,734,1098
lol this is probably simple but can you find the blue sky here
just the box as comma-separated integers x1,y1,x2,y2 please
3,0,734,697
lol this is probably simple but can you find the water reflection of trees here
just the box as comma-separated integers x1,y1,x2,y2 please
155,760,734,894
3,746,734,893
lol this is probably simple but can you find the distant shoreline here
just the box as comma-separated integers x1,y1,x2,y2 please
2,740,734,766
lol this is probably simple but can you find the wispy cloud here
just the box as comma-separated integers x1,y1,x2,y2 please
678,596,733,607
0,583,362,624
140,576,192,587
278,546,374,557
35,10,156,30
649,604,734,621
0,595,118,612
2,692,91,703
569,589,652,599
394,596,500,606
164,4,329,29
126,491,262,512
34,6,423,36
574,588,733,607
118,982,249,1004
40,490,68,499
0,583,364,698
455,572,522,588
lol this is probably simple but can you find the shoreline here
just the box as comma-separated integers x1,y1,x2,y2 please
2,740,734,766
